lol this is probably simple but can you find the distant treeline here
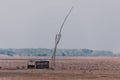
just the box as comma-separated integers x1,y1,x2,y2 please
0,48,119,56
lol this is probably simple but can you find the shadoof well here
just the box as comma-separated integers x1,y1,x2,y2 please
0,7,74,70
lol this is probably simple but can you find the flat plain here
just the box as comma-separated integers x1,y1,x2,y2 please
0,57,120,80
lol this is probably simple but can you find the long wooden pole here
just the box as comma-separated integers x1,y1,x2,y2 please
51,6,74,70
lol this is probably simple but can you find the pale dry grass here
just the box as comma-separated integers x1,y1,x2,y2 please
0,57,120,80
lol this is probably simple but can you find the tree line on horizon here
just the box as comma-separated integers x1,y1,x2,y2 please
0,48,119,57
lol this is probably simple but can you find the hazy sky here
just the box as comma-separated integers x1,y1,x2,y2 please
0,0,120,52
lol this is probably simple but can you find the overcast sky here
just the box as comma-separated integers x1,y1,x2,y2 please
0,0,120,52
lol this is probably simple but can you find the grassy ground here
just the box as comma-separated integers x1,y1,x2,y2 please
0,57,120,80
0,70,120,80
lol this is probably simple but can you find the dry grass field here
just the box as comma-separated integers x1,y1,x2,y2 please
0,57,120,80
